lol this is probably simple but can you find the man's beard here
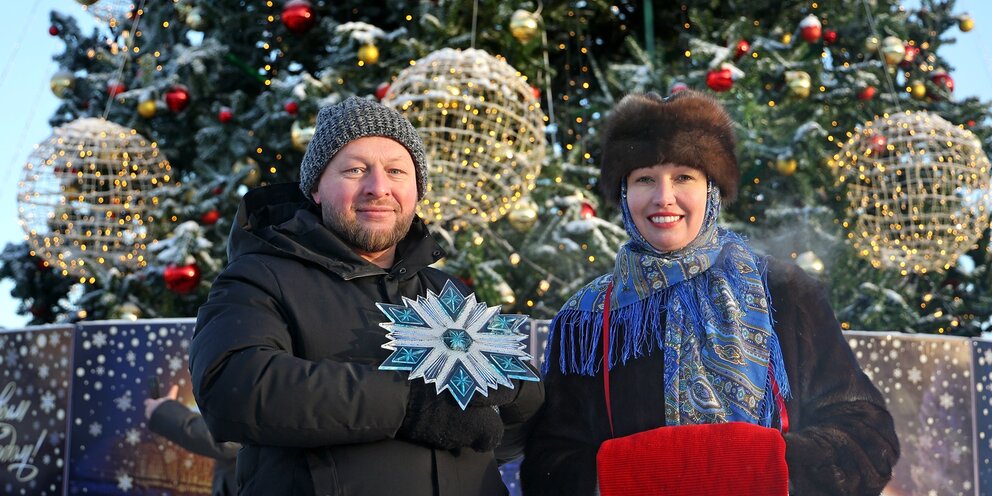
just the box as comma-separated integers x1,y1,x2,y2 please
322,200,414,253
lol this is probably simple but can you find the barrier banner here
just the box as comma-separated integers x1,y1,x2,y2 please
0,325,74,496
848,332,980,496
67,319,213,495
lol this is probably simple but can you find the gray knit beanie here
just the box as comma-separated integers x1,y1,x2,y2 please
299,96,428,200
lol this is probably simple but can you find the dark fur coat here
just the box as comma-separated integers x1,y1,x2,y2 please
521,259,899,495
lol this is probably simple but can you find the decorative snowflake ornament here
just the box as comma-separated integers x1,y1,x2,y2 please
377,280,539,409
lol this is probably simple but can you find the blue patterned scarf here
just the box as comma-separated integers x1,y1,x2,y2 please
547,182,790,427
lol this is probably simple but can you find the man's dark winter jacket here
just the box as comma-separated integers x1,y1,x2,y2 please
190,183,543,496
521,260,899,495
148,399,239,496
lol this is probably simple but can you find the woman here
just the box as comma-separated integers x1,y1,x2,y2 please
521,91,899,495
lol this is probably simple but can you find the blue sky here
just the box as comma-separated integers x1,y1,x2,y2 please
0,1,990,327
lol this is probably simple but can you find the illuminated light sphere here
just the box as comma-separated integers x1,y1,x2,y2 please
17,118,175,280
79,0,136,29
830,111,992,274
382,48,547,225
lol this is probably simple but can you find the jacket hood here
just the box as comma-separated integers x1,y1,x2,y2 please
228,182,444,279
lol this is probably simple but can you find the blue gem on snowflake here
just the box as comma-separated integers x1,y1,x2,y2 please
442,329,473,351
377,280,540,409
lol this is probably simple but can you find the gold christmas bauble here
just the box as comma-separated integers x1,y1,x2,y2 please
233,157,262,187
785,71,812,99
358,44,380,65
880,36,905,66
775,157,798,176
497,281,516,306
865,36,880,52
959,14,975,32
117,302,142,320
186,7,208,31
507,199,539,232
509,9,540,44
795,251,825,275
137,99,157,118
910,80,927,100
50,70,74,98
291,120,315,152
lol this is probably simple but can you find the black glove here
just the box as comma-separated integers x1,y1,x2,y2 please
397,381,504,452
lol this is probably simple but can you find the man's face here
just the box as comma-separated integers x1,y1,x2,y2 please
310,136,418,260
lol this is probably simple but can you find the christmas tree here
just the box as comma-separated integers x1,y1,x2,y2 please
3,0,990,336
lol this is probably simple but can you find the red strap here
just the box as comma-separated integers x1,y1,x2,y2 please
601,280,789,436
772,376,789,433
602,282,614,438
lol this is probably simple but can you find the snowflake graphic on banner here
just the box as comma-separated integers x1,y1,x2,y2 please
377,280,539,409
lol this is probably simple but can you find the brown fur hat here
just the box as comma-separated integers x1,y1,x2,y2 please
599,90,739,205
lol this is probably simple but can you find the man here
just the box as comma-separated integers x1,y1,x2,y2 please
145,383,238,496
190,96,544,496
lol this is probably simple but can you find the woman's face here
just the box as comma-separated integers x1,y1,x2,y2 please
625,163,709,252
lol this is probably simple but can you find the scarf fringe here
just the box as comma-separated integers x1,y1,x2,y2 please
544,244,792,429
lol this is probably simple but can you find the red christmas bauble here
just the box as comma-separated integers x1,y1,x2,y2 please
284,100,299,115
870,134,887,154
164,85,191,112
49,25,59,36
281,0,316,34
706,68,733,92
967,119,976,127
930,71,954,93
531,85,541,100
733,39,750,59
218,106,234,123
901,45,920,68
669,82,689,94
375,82,391,100
211,186,224,196
823,29,838,45
200,209,221,225
856,86,876,101
579,201,596,220
164,263,202,294
799,15,822,43
107,80,126,97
